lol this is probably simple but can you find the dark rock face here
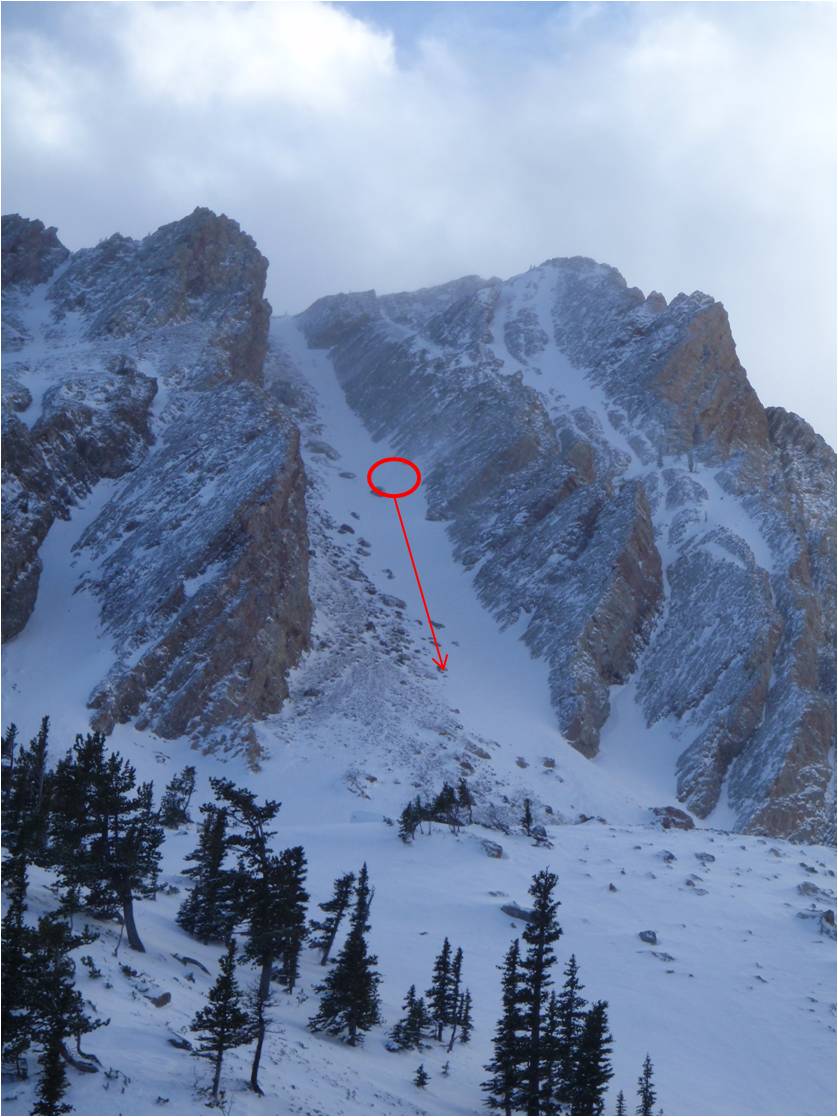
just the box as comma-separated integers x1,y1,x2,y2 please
2,209,311,751
2,214,69,290
300,257,835,842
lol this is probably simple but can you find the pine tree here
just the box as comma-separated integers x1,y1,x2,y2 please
1,720,18,800
483,939,527,1116
28,914,104,1111
446,946,465,1051
570,1001,613,1115
49,734,164,951
636,1054,657,1116
190,941,254,1101
398,802,420,843
426,937,453,1041
177,805,237,943
552,953,587,1111
273,845,309,991
309,863,381,1045
414,1063,430,1089
539,990,561,1114
210,779,281,1093
389,984,431,1051
522,798,533,837
519,869,562,1115
32,1033,71,1116
3,716,51,862
310,871,355,964
458,989,473,1045
159,765,196,828
615,1088,627,1114
1,854,34,1074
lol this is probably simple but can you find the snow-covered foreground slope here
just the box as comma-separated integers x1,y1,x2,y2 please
3,318,835,1116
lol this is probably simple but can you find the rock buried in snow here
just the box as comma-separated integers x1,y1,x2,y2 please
638,930,658,945
501,903,535,923
659,850,677,862
651,806,695,831
146,992,172,1008
695,851,716,865
481,839,504,858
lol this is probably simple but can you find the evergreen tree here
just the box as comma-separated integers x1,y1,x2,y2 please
177,805,237,943
210,779,281,1093
426,937,453,1041
445,947,465,1051
1,854,34,1074
553,954,587,1111
1,720,18,800
190,941,254,1101
522,798,533,837
539,991,561,1115
3,716,51,862
414,1064,430,1089
273,845,309,991
458,989,473,1045
310,871,355,964
483,939,527,1116
28,914,104,1112
159,765,196,828
398,802,420,843
49,734,163,950
570,1001,613,1116
309,863,381,1045
389,984,431,1051
32,1035,71,1116
636,1054,657,1116
615,1088,627,1115
519,869,562,1115
457,778,474,824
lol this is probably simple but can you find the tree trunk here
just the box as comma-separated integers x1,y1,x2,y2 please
121,893,145,952
249,957,272,1094
446,1017,459,1053
211,1051,222,1099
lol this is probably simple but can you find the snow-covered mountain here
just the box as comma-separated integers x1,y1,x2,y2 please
2,210,835,1116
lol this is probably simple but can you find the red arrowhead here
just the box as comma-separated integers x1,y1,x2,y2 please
433,653,449,672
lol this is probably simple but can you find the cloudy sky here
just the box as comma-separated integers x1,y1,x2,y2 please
2,1,835,441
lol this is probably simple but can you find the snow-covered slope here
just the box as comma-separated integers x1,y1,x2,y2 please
2,213,836,1116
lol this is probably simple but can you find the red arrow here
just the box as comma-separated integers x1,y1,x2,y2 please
392,497,448,672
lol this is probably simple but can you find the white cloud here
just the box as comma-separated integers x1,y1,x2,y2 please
2,1,835,440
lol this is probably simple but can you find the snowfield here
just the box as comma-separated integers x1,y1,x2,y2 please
2,316,835,1116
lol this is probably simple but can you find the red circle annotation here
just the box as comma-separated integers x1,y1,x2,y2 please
366,457,422,500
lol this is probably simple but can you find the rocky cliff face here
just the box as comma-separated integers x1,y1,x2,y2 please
300,259,835,841
2,209,311,752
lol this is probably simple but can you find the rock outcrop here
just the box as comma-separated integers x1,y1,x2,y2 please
2,209,311,751
299,257,835,841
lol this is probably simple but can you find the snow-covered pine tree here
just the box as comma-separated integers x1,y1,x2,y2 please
570,1000,613,1116
426,937,453,1041
636,1054,657,1116
522,797,533,837
177,804,237,943
190,941,254,1101
553,953,587,1110
308,862,381,1045
310,870,356,964
446,946,464,1047
159,765,196,828
520,869,562,1115
539,990,561,1114
414,1063,430,1088
483,938,527,1116
389,984,431,1051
